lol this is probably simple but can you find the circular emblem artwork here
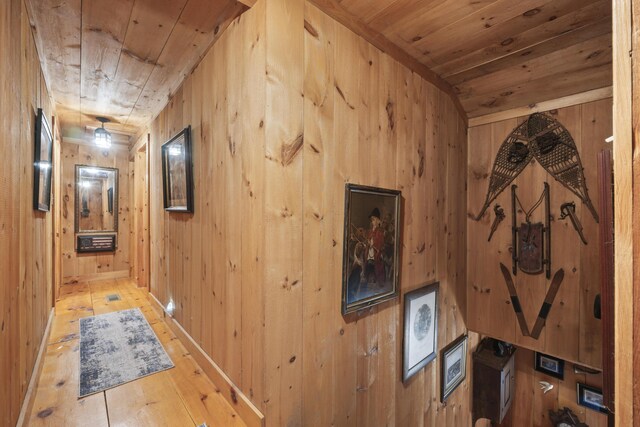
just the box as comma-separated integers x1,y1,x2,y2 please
413,304,432,341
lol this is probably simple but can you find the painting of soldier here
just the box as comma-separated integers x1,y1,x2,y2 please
342,184,401,314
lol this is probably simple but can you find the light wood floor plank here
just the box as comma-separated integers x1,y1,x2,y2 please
26,278,246,427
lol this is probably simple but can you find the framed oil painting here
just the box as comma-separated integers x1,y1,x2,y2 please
441,334,468,402
341,183,401,315
534,352,564,380
577,383,608,414
161,126,193,212
33,108,53,211
403,282,438,382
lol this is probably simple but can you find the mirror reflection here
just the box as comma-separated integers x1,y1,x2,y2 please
75,165,118,232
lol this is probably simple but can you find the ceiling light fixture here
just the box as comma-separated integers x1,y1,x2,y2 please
94,117,112,148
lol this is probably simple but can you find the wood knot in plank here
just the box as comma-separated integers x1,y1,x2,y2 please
228,137,236,156
37,408,54,418
304,20,319,38
386,100,395,130
281,133,304,166
230,388,238,404
418,150,425,178
335,84,355,110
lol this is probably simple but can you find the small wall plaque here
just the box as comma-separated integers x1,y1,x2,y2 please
77,234,117,253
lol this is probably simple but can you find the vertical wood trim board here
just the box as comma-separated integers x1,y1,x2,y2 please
613,0,634,425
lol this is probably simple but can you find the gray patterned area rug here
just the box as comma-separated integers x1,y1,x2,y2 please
79,308,174,397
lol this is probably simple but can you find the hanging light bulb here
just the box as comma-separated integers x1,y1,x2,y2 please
94,117,112,148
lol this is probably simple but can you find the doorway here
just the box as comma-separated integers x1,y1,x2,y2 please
132,137,150,290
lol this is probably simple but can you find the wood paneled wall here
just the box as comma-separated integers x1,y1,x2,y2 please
504,347,608,427
148,0,475,425
60,142,130,283
148,0,267,416
0,0,56,425
467,99,611,369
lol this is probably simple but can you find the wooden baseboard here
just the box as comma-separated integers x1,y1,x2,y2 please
63,270,130,285
16,307,55,427
147,293,265,427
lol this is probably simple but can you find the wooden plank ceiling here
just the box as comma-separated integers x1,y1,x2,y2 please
26,0,611,139
328,0,612,118
24,0,246,139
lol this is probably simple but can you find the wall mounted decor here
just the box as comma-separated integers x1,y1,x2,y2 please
487,204,505,242
441,334,467,402
577,383,608,414
33,108,53,211
474,113,598,223
534,352,565,380
75,165,118,233
77,234,117,253
511,183,551,278
161,126,193,212
499,263,565,339
402,282,438,382
560,202,588,244
342,184,401,314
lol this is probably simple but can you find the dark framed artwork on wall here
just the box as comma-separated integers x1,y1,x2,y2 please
161,126,193,212
341,183,401,315
577,383,608,414
441,334,468,402
534,352,565,380
33,108,53,211
403,282,438,382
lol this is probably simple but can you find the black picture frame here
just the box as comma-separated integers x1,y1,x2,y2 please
534,352,565,380
161,126,194,213
577,383,608,414
33,108,53,211
341,183,401,314
441,334,468,402
403,282,438,382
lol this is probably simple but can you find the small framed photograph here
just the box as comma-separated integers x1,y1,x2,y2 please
33,108,53,211
534,352,564,380
441,334,468,402
577,383,608,414
403,282,438,382
341,183,401,314
161,126,194,212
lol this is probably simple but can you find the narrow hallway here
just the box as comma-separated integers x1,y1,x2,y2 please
25,279,245,427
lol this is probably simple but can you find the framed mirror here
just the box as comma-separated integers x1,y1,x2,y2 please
161,126,193,212
75,165,118,233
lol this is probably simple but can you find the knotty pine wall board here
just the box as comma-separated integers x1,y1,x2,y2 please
147,0,476,425
60,142,131,283
467,99,611,369
0,0,56,425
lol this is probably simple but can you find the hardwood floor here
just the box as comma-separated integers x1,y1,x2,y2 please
25,278,246,427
